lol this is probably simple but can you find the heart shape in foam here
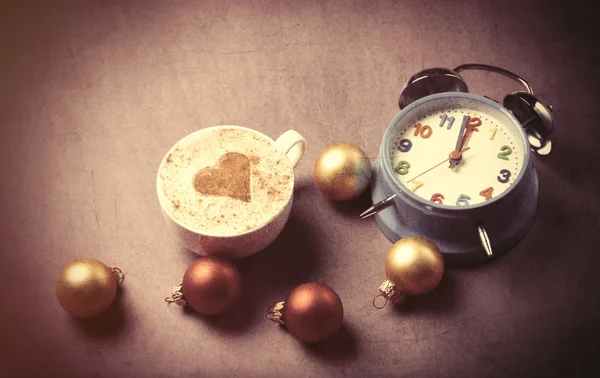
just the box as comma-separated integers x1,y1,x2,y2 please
193,152,251,202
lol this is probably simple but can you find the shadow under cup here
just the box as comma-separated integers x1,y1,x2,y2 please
156,125,307,259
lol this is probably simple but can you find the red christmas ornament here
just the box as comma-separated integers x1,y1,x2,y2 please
268,282,344,343
166,256,242,316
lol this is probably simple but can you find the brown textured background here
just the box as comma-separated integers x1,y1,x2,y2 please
1,1,599,377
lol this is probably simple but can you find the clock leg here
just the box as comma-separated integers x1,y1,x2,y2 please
477,224,493,257
360,194,397,219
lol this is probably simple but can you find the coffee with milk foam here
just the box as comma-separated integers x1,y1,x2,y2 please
157,127,294,236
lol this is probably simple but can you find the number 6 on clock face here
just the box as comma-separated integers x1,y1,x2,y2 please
389,105,525,208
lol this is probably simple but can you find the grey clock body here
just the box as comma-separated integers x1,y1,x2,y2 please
370,92,539,265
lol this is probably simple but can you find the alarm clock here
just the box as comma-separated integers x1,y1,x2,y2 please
361,64,554,265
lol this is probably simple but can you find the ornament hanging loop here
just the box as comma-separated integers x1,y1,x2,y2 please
111,267,125,284
372,294,388,309
165,284,187,306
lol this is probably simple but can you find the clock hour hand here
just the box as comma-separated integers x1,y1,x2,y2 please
449,115,469,169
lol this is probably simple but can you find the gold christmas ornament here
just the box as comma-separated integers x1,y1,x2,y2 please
374,236,444,308
314,143,372,201
55,258,123,318
166,257,242,316
268,282,344,343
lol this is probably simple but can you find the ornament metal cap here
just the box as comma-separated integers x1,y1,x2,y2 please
267,301,285,325
373,279,402,309
165,283,187,306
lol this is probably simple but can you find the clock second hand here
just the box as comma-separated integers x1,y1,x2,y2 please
406,147,471,184
362,145,470,218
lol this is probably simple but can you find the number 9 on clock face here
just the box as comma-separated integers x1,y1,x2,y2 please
388,105,525,207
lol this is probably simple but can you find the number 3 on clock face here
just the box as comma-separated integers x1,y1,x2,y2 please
389,107,525,208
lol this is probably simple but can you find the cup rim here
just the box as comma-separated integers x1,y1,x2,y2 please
156,125,295,238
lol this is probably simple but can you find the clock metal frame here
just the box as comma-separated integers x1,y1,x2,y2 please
369,92,539,265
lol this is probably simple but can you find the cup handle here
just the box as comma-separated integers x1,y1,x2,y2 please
274,130,307,168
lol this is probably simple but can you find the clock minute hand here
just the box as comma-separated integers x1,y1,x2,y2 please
455,115,469,151
449,115,469,168
407,147,471,183
459,116,482,151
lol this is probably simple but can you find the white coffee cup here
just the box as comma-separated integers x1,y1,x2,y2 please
156,126,307,259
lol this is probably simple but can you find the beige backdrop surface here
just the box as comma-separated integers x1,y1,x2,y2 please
1,1,598,377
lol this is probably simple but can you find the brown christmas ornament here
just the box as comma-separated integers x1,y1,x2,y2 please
314,143,372,201
55,258,123,318
166,256,242,316
268,282,344,343
374,236,445,308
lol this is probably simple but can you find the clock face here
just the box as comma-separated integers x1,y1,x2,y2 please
388,102,526,208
